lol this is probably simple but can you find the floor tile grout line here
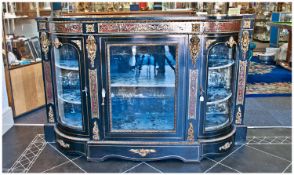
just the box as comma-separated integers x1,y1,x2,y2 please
48,143,87,173
143,162,164,173
281,137,289,143
269,136,278,143
245,144,291,163
41,156,83,173
26,141,47,172
246,143,292,145
205,157,241,173
282,162,292,173
122,162,144,173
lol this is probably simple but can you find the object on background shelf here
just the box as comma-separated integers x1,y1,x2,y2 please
279,43,288,61
19,59,31,65
8,52,18,65
258,52,276,65
30,37,42,59
266,47,280,61
153,2,162,10
130,3,139,11
139,2,148,11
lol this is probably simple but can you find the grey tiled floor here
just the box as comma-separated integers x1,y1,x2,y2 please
2,126,292,173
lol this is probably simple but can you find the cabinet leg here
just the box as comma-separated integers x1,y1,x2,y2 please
235,125,247,145
44,123,56,142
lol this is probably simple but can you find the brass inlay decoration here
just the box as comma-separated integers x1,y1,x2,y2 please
241,30,250,55
40,32,50,55
187,122,194,143
72,40,82,50
92,121,100,140
237,60,247,105
243,20,251,29
129,149,156,157
226,36,237,48
205,39,216,49
86,24,95,33
53,38,63,48
86,35,97,67
204,20,241,33
192,23,200,33
189,35,200,65
219,142,232,151
39,22,46,30
48,106,54,123
50,23,83,33
235,107,242,124
57,139,70,148
89,69,99,119
188,70,198,119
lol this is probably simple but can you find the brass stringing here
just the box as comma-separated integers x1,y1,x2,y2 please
189,35,200,65
48,106,54,123
241,30,250,53
129,149,156,157
86,24,95,33
53,38,63,48
226,36,237,48
72,40,82,50
86,35,97,67
57,139,70,148
40,32,50,55
187,122,194,143
92,121,100,140
235,107,242,124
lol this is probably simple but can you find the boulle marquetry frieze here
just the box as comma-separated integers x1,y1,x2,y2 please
43,62,53,103
235,107,242,124
188,70,198,119
237,60,247,105
50,23,83,33
204,20,241,33
40,32,50,55
89,69,99,119
129,149,156,157
86,35,97,68
189,35,200,65
86,24,95,33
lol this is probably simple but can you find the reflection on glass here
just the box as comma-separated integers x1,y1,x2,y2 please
54,44,82,129
109,45,177,131
205,43,234,131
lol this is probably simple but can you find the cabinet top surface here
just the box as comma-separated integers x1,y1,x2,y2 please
37,14,254,22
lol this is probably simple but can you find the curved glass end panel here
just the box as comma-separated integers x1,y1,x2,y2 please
108,45,177,131
54,44,82,129
205,43,234,131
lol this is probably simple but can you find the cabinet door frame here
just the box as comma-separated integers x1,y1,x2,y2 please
199,34,239,138
99,34,188,141
51,35,89,137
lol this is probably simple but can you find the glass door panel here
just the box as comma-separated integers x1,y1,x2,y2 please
205,43,234,131
54,44,83,129
108,44,177,131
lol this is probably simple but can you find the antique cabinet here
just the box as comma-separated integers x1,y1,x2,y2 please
37,14,255,162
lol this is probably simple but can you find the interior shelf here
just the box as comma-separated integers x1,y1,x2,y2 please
208,59,234,70
207,88,232,105
205,114,230,131
56,63,79,71
58,89,81,104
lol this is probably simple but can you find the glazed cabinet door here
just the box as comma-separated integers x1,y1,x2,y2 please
51,36,89,136
200,35,239,138
99,35,188,141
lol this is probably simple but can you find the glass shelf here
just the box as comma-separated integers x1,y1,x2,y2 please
58,89,81,104
208,59,234,70
207,88,232,105
56,63,79,71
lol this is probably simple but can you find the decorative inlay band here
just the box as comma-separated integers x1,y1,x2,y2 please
204,20,241,33
241,30,250,58
40,32,50,55
48,105,54,123
237,60,247,105
86,24,95,33
50,23,83,33
72,40,82,50
189,35,200,65
57,139,70,148
86,35,97,68
235,106,242,124
129,149,156,157
53,38,62,48
89,69,99,119
188,70,198,119
192,23,200,33
93,121,100,140
226,36,237,48
219,142,232,151
187,122,194,143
